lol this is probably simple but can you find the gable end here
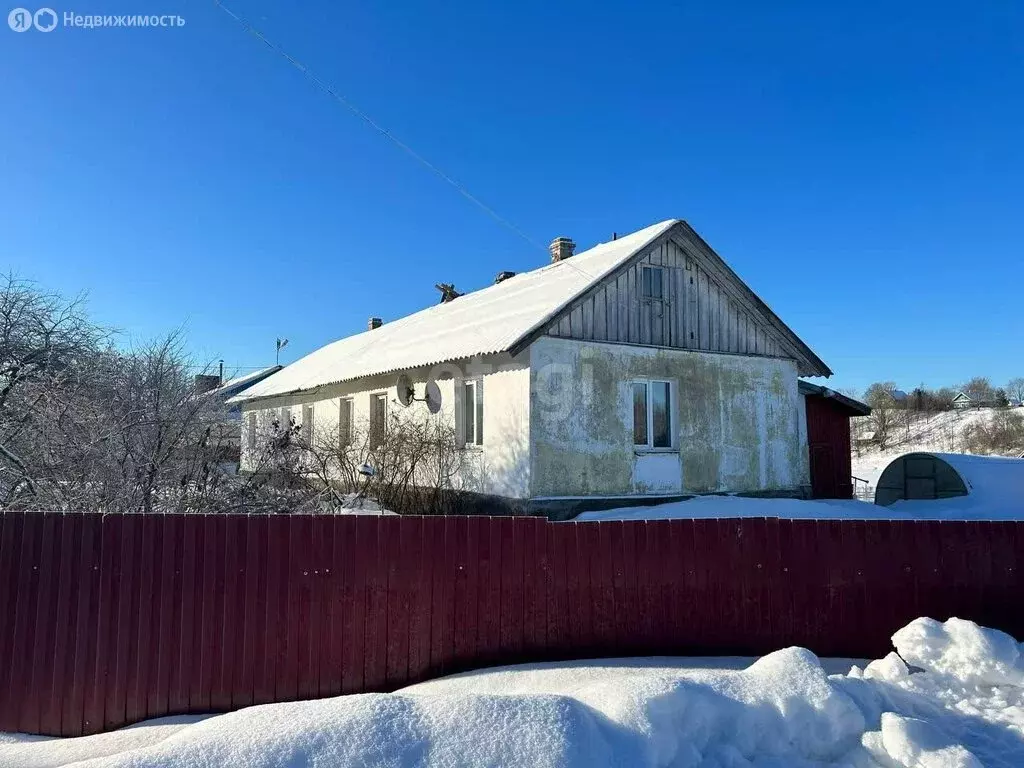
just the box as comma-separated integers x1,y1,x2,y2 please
539,221,831,377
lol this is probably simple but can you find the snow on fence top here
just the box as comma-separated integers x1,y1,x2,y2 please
876,451,1024,514
229,220,678,402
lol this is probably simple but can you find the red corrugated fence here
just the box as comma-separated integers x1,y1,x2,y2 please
1,511,1022,736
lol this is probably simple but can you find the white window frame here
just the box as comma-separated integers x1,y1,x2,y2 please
461,379,483,448
338,398,353,448
631,379,675,451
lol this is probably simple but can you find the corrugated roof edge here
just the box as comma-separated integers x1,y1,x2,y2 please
228,222,677,404
225,349,508,404
231,218,835,403
798,380,871,416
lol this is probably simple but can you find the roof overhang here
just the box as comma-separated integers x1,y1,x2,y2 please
798,380,871,416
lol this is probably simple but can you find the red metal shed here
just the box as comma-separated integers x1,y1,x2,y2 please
799,381,871,499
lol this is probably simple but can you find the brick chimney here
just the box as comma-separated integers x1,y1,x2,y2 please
368,317,383,330
194,374,221,394
549,236,575,262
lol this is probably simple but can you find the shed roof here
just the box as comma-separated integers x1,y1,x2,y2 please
207,365,283,399
798,380,871,416
232,220,831,403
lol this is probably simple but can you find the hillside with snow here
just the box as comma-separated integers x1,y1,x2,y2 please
851,407,1024,493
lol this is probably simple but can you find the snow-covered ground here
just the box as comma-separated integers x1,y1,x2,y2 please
574,494,1019,522
851,408,1019,489
3,617,1021,767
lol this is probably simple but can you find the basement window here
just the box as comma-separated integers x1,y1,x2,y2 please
632,380,673,449
462,380,483,447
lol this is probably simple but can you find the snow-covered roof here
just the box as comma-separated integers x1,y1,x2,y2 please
931,453,1024,500
232,219,829,403
952,391,973,402
797,380,871,416
232,222,677,402
208,365,283,399
880,452,1024,515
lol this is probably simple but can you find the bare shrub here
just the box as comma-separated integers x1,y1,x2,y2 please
250,407,471,515
962,410,1024,456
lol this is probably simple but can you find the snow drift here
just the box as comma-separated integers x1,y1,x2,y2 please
3,617,1023,767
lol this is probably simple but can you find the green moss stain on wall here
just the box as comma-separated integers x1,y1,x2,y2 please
531,442,634,496
529,338,802,497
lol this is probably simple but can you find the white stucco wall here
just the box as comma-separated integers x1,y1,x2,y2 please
528,336,807,497
239,352,531,499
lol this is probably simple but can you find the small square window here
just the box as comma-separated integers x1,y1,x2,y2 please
641,266,664,301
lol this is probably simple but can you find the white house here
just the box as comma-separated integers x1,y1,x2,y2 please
230,220,833,508
952,391,974,409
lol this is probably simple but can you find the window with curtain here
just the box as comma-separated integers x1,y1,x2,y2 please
632,380,672,449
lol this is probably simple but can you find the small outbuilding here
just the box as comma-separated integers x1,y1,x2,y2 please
875,452,1024,509
799,381,871,499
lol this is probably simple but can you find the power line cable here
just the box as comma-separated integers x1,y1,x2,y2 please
212,0,549,254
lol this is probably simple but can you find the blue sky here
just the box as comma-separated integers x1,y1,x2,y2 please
2,0,1021,395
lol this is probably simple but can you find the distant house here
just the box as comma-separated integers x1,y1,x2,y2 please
198,366,283,467
952,391,974,409
204,366,284,418
231,219,849,509
854,430,877,446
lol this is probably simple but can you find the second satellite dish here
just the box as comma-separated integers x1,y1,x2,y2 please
393,374,443,413
425,381,442,414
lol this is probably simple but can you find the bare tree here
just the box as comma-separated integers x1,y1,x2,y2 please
0,276,106,504
0,277,301,514
1007,377,1024,405
962,377,994,403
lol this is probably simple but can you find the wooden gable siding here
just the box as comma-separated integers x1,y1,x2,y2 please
547,238,785,359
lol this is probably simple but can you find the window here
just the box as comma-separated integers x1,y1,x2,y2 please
246,411,256,450
632,380,672,449
278,406,291,433
641,266,669,345
301,404,314,444
462,380,483,446
369,393,387,449
338,398,353,447
641,266,664,301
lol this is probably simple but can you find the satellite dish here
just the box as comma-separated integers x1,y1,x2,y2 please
395,374,414,407
425,381,442,414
